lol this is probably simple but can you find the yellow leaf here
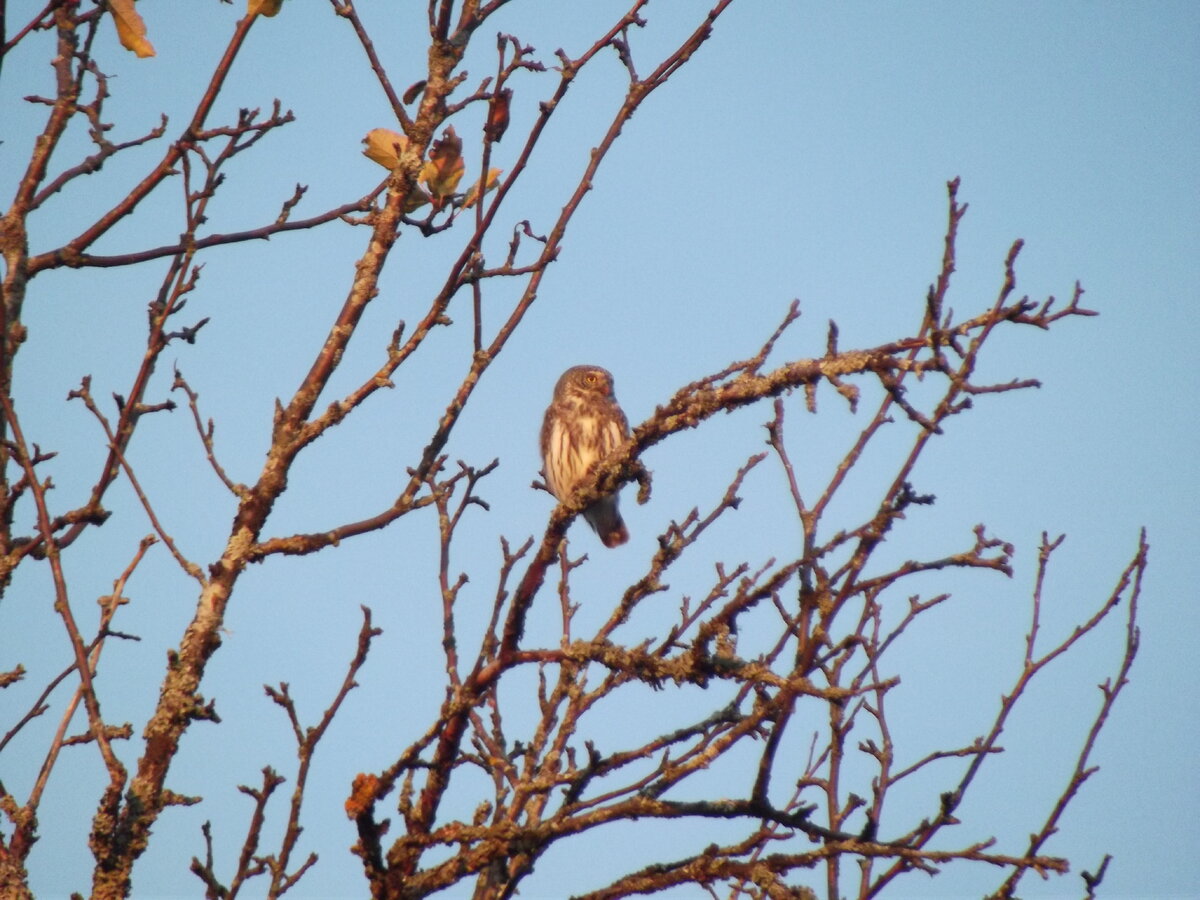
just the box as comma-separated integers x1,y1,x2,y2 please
462,168,503,209
248,0,285,16
422,126,465,207
362,128,409,170
405,189,431,214
110,0,155,58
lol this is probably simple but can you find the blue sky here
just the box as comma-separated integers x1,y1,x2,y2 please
2,2,1197,898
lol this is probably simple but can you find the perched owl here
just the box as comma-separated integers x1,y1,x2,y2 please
540,365,630,547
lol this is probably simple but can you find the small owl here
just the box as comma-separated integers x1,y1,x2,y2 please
540,365,631,547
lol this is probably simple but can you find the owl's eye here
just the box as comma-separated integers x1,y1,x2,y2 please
585,373,599,385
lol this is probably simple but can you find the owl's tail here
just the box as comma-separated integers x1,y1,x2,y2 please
584,496,629,548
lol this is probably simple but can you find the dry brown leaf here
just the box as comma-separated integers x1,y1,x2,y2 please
110,0,155,58
422,126,465,207
485,88,512,143
248,0,285,16
362,128,409,170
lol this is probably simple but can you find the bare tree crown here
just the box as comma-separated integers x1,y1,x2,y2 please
0,4,1144,899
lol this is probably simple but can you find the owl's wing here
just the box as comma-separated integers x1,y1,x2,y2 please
600,411,628,456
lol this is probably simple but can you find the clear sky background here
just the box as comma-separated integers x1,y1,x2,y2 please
2,2,1197,899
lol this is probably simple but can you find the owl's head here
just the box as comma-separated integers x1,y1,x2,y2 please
556,365,614,399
